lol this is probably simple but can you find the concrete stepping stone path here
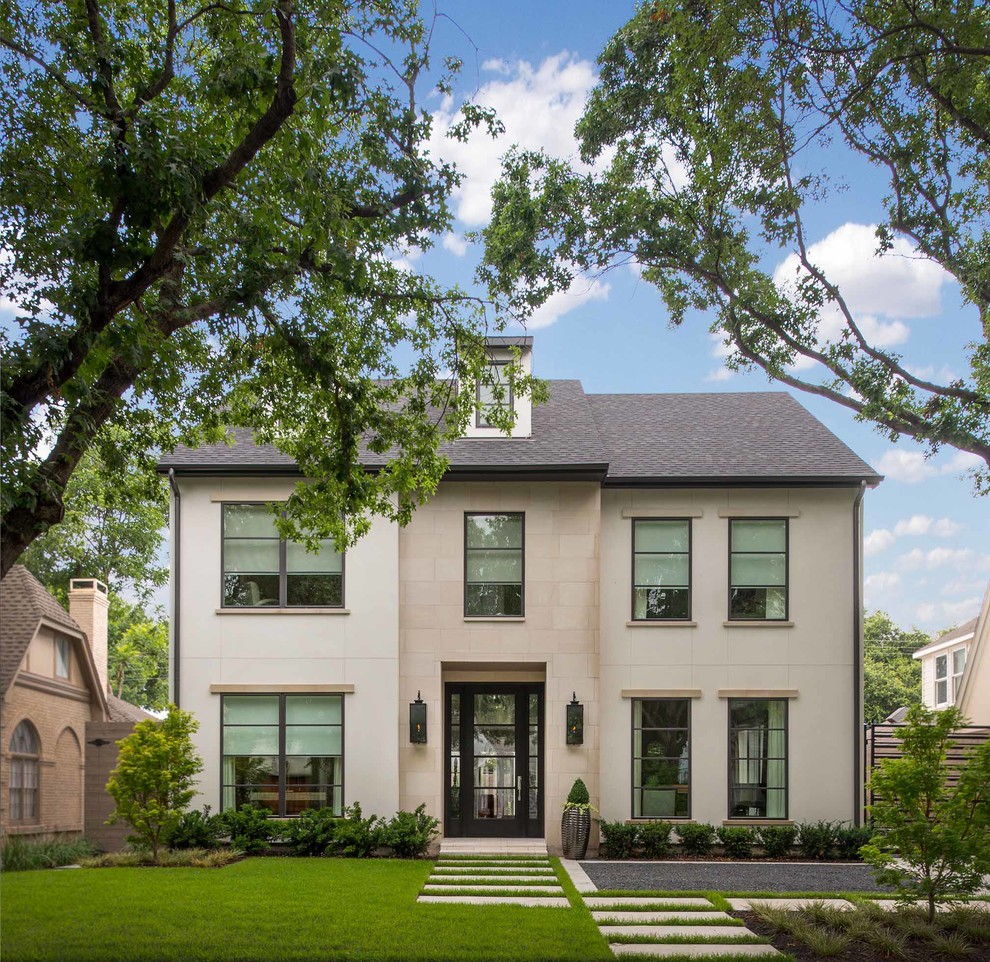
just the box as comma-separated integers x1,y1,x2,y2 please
417,852,569,907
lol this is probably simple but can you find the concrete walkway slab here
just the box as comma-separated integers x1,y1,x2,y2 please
592,911,734,924
611,944,780,957
870,899,990,912
426,875,559,884
423,884,564,894
585,897,714,908
560,858,597,893
417,895,569,907
600,925,752,938
730,897,854,911
440,838,548,855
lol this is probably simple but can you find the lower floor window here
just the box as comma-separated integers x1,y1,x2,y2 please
221,694,343,816
9,720,40,823
729,699,787,819
632,699,690,818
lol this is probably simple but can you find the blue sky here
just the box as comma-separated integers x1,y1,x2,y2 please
408,0,987,634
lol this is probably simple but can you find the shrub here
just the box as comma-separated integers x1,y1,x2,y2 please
381,804,439,858
863,704,990,922
165,806,220,850
282,807,342,857
717,825,755,858
637,821,672,859
0,835,95,872
834,824,874,860
599,819,638,858
758,824,797,858
217,805,274,854
329,803,381,857
798,820,840,860
677,822,716,856
80,848,241,868
106,705,203,862
565,778,590,806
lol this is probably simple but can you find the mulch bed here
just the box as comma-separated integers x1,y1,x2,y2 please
741,913,990,961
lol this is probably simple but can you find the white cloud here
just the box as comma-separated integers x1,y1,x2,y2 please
899,547,990,572
931,517,963,537
864,529,895,556
704,367,734,383
865,571,901,594
873,450,937,484
429,53,599,226
941,577,987,597
442,233,469,257
526,274,611,329
917,597,982,625
941,451,983,475
892,514,963,538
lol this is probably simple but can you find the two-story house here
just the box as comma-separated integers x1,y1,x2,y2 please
159,337,881,852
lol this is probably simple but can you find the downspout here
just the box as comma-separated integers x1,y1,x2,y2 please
168,469,181,709
852,480,867,825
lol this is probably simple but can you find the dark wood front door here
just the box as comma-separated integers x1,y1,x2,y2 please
444,683,544,838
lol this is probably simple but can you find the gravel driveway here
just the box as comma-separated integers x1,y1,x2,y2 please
580,860,893,893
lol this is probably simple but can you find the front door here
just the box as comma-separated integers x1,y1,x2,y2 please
444,683,544,838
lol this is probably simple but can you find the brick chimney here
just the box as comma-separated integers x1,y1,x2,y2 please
69,578,110,695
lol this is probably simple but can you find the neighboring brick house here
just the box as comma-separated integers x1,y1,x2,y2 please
0,567,152,841
160,337,882,851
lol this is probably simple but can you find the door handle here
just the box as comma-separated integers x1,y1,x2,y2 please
517,776,522,802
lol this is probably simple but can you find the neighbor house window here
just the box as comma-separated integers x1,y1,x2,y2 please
935,654,949,706
222,504,343,608
464,513,524,617
951,648,967,701
632,520,691,620
55,636,70,678
729,519,788,620
9,720,40,824
221,694,343,816
476,361,513,427
633,699,690,818
729,699,787,819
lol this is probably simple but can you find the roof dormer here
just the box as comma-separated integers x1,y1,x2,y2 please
463,336,533,439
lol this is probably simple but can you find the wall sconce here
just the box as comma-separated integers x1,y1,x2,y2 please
410,691,427,744
566,692,584,745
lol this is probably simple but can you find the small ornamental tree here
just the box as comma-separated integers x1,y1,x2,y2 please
106,706,203,862
863,705,990,922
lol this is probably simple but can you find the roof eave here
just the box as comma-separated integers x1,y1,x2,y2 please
602,474,882,488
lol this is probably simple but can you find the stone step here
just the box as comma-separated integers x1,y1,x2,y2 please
611,943,781,958
592,911,735,924
431,869,556,876
585,897,714,909
600,925,753,939
729,898,853,911
417,895,570,907
435,860,551,867
423,884,565,894
426,876,561,885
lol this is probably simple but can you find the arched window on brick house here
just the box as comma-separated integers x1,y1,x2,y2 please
9,720,40,824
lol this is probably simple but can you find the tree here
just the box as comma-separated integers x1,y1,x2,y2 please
106,705,203,861
18,426,167,600
481,0,990,490
863,705,990,922
863,611,929,724
107,596,169,712
0,0,539,578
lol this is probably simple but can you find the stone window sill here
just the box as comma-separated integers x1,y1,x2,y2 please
723,620,794,628
215,608,350,616
463,617,526,623
723,819,794,826
626,620,697,628
626,818,695,824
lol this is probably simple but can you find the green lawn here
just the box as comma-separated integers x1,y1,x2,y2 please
1,858,611,962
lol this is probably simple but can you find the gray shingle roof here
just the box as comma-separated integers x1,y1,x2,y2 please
106,693,156,723
913,616,979,656
158,382,880,485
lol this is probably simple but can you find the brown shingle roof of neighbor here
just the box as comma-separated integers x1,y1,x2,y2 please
158,382,881,485
1,565,82,694
106,693,157,723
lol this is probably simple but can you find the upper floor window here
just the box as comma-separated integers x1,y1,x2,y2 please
729,519,788,620
952,648,967,701
729,699,787,819
55,636,70,678
222,504,343,608
476,361,513,427
632,698,690,818
465,513,524,617
632,519,691,620
935,652,955,706
9,720,40,824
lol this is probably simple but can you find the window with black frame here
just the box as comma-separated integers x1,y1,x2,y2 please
632,519,690,620
221,693,343,816
632,699,690,818
728,699,787,819
728,519,787,620
464,513,524,617
222,504,343,608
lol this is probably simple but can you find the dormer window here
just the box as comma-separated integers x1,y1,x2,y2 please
476,361,513,428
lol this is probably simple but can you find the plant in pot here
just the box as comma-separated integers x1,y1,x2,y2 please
561,778,596,859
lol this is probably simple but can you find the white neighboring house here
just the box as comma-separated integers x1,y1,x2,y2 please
159,336,883,852
913,583,990,724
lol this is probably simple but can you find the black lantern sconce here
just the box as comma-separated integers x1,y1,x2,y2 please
410,691,428,744
566,692,584,745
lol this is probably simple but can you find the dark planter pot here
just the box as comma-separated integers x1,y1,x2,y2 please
561,807,590,859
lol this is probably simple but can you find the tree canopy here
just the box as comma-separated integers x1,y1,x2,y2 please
863,610,930,724
0,0,537,578
481,0,990,489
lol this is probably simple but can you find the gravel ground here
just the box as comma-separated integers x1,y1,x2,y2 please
580,860,894,893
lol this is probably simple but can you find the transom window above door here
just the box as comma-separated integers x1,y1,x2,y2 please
632,519,691,620
222,504,343,608
464,513,524,617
